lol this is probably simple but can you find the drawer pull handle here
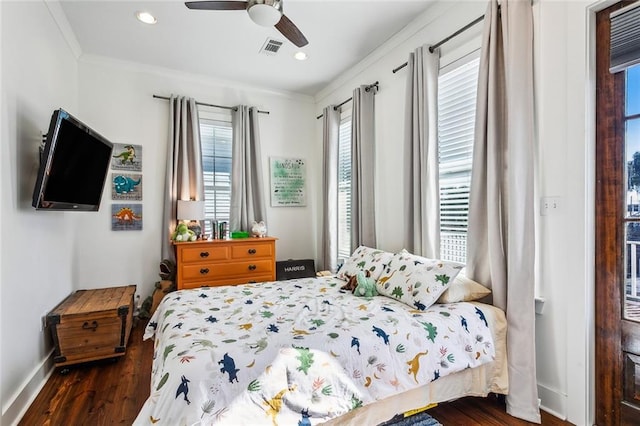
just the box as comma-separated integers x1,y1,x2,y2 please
248,264,257,271
200,251,210,258
82,321,98,331
200,268,210,275
248,249,257,255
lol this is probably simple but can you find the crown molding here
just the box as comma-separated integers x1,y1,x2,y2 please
44,0,82,59
78,54,315,104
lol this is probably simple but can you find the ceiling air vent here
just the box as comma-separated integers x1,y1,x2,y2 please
260,38,284,56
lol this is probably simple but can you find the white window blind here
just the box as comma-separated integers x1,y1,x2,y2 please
338,117,352,259
200,119,232,234
437,55,480,264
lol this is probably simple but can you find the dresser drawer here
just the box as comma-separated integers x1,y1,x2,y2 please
231,241,274,260
181,245,230,263
180,274,275,289
182,259,274,281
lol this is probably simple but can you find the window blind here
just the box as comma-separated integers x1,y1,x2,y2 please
200,119,232,234
610,1,640,73
338,118,352,259
438,56,480,264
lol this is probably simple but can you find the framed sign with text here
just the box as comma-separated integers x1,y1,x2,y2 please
270,157,306,207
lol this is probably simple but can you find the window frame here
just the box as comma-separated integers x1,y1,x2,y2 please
337,107,353,260
199,109,233,235
437,49,481,264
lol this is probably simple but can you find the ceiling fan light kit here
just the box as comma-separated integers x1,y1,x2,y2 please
185,0,308,47
248,3,281,27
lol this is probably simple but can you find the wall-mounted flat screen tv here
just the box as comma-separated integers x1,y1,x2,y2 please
32,108,113,211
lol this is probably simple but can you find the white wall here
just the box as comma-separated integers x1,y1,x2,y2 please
1,1,79,424
73,57,318,300
315,1,595,425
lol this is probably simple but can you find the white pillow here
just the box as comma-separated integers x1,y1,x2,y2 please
337,246,394,282
437,269,491,303
376,251,463,311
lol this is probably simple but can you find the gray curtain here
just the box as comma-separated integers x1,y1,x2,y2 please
351,85,378,250
403,45,441,258
161,96,204,261
322,106,340,272
230,106,267,233
466,0,540,422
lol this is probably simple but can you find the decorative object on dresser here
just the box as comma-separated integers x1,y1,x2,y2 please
45,285,136,370
250,220,267,237
177,199,205,239
174,237,276,289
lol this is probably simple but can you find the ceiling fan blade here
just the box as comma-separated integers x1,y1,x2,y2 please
275,14,308,47
185,1,248,11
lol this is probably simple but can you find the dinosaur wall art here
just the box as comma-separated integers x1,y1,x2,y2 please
111,173,142,200
110,143,142,171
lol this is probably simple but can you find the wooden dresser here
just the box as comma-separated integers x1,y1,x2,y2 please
175,237,277,289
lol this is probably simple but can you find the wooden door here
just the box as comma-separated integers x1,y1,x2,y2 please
595,3,640,425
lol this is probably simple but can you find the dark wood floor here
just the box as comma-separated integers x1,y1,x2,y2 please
20,321,574,426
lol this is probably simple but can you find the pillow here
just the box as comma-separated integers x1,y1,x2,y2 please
337,246,394,282
376,251,463,311
437,269,491,303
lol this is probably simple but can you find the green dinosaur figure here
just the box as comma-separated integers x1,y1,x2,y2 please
420,321,438,343
356,261,366,268
260,310,274,318
310,319,325,327
112,145,136,165
192,339,215,349
391,286,404,299
294,346,314,375
351,394,363,409
435,274,450,286
249,337,268,354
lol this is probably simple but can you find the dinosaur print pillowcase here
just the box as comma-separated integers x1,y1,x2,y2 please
376,251,463,311
337,246,394,282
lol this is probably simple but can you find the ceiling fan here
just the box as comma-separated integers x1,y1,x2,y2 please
185,0,309,48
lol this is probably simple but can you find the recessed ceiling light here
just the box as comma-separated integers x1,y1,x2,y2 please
135,11,157,25
294,51,308,61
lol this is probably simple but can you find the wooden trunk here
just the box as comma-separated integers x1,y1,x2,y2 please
46,285,136,367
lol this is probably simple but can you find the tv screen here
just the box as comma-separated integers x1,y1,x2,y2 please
32,109,113,211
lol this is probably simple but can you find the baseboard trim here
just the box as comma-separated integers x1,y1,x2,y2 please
538,382,567,421
1,349,54,426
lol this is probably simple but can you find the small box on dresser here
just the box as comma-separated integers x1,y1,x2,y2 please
46,285,136,368
175,237,277,289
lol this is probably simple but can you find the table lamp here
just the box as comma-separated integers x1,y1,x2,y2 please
177,200,205,239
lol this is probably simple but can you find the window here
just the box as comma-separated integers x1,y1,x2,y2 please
437,53,480,264
200,117,232,235
624,63,640,321
338,115,352,259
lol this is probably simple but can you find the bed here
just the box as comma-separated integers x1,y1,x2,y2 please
133,266,508,425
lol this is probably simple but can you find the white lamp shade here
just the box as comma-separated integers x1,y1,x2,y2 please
247,4,282,27
177,200,205,220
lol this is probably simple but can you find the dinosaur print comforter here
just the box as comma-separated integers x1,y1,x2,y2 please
134,276,496,425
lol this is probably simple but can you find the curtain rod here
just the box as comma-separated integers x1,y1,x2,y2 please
316,81,379,120
392,14,486,74
152,95,270,115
